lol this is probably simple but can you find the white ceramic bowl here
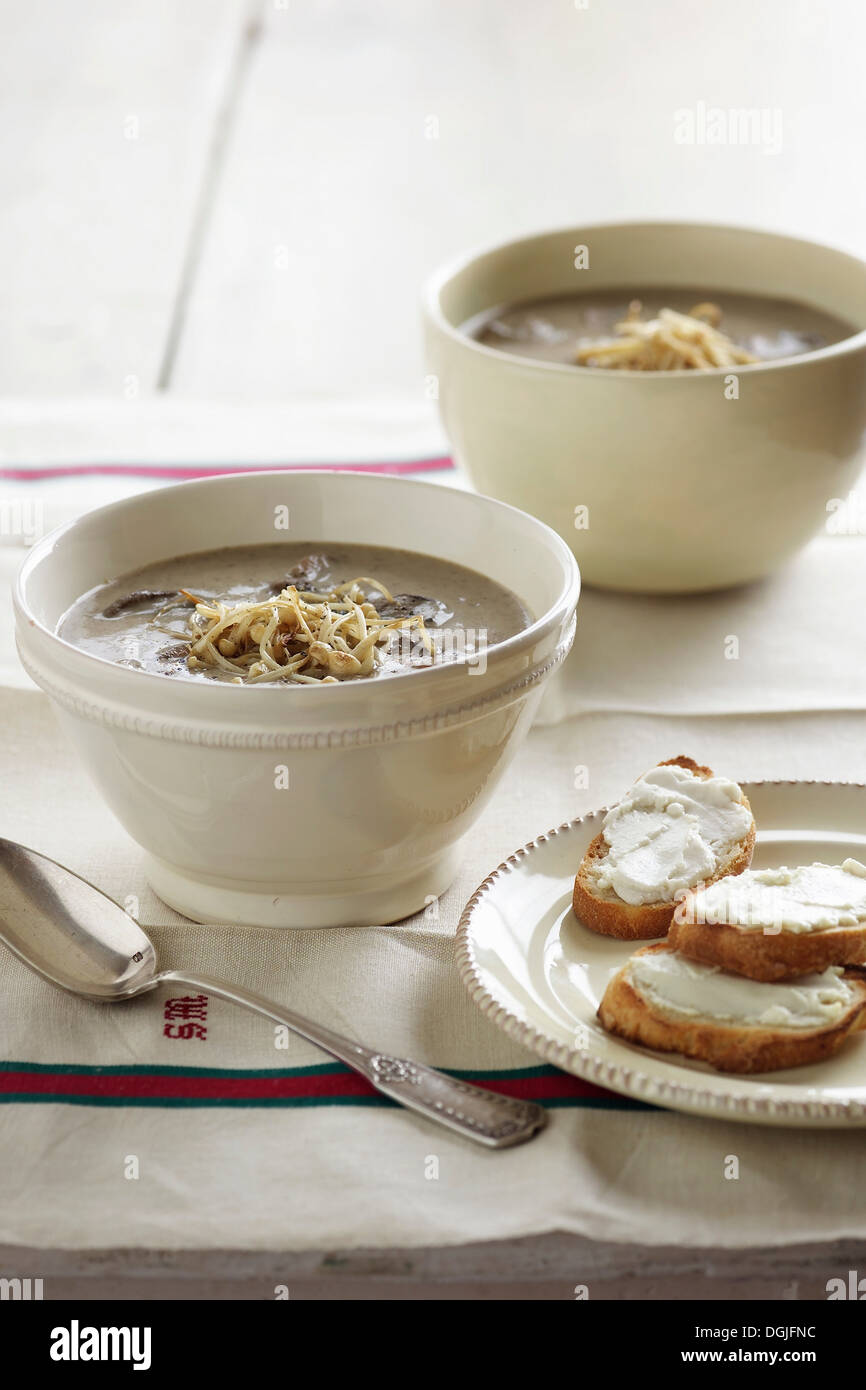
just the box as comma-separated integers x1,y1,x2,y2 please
425,221,866,593
15,471,579,927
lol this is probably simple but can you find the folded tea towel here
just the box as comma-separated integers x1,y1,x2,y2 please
1,687,865,1255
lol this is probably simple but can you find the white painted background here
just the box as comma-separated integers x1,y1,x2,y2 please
1,0,863,429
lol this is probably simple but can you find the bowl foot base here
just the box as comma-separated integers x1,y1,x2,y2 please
143,847,462,928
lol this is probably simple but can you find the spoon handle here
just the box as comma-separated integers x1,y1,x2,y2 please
159,969,546,1149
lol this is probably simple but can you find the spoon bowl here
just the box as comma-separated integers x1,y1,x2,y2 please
0,838,158,999
0,839,547,1148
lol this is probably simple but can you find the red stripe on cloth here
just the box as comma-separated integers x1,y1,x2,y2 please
0,458,454,482
0,1069,616,1104
482,1074,615,1102
0,1070,371,1099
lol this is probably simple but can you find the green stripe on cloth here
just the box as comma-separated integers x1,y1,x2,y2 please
0,1059,652,1111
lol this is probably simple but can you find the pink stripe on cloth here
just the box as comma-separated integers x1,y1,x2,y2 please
0,457,454,482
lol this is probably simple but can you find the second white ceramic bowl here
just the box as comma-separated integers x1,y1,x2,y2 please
425,222,866,593
15,471,579,928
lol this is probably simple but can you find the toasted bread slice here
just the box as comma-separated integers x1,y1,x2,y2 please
573,756,755,941
670,860,866,981
598,943,866,1074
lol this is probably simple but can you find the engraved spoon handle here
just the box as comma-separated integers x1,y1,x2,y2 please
159,970,547,1149
361,1056,548,1148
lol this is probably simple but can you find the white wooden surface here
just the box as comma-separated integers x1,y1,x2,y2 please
0,0,248,396
0,0,864,408
173,0,866,401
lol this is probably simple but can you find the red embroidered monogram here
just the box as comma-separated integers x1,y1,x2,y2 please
163,994,209,1041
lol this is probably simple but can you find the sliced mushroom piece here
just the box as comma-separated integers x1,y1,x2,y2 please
373,593,453,626
157,643,191,661
101,589,177,619
268,554,333,594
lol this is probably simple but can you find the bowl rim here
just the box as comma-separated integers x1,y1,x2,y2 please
423,218,866,379
15,468,581,702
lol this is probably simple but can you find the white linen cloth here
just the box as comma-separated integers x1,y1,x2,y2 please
2,684,866,1254
539,530,866,721
3,455,866,1255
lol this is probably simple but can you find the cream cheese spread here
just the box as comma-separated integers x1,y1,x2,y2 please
627,950,855,1031
594,764,752,907
684,860,866,934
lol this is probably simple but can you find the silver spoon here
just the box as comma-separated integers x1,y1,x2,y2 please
0,839,546,1148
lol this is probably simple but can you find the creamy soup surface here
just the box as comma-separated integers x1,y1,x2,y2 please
465,288,854,367
59,543,531,684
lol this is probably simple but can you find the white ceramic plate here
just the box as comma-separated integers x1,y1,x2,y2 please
457,781,866,1127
